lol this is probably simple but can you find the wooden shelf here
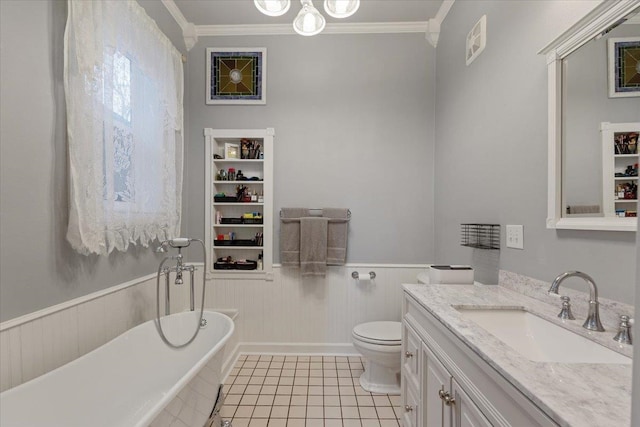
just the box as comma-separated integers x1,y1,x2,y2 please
213,159,264,163
214,180,263,184
214,224,263,228
213,202,264,206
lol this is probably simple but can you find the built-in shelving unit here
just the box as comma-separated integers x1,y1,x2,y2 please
204,128,274,280
602,122,640,218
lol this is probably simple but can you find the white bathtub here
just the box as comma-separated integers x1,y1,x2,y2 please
0,310,234,427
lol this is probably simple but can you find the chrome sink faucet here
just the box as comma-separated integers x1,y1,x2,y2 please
548,271,605,332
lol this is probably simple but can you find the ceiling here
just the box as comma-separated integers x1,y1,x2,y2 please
172,0,444,26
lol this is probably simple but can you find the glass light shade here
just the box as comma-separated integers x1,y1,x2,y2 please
293,1,326,36
254,0,291,17
324,0,359,18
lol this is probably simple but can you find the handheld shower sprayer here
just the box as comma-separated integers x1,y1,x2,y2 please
155,237,207,349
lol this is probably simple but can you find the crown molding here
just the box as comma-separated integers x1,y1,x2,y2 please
195,21,428,37
161,0,198,51
161,0,458,47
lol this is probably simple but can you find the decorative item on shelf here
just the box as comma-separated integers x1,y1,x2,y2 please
214,256,258,270
228,168,237,180
236,185,249,201
206,48,267,105
240,139,263,159
214,193,238,203
225,143,240,159
220,217,243,225
614,131,639,154
460,223,500,250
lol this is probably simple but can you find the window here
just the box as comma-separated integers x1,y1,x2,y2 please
65,0,184,255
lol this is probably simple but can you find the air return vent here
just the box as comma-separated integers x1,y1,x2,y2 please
466,15,487,66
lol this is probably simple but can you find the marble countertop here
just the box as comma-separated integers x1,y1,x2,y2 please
403,283,632,427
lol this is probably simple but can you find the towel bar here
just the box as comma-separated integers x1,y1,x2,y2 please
279,208,351,219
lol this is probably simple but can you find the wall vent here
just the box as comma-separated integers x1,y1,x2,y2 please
466,15,487,66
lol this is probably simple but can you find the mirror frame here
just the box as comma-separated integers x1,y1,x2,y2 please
539,0,639,232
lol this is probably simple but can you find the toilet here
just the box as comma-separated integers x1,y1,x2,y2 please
352,321,402,395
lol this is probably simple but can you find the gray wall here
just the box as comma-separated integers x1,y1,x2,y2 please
0,0,185,322
184,33,436,264
434,1,637,301
564,24,640,208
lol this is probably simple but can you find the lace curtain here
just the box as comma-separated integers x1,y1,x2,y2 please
64,0,184,255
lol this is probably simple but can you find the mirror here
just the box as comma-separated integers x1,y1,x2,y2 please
540,1,640,231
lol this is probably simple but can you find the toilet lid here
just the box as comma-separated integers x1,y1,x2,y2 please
353,321,402,345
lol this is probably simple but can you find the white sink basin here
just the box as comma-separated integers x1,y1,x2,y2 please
456,308,631,364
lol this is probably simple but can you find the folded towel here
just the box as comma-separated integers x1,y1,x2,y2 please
300,217,329,276
280,208,308,266
322,208,349,265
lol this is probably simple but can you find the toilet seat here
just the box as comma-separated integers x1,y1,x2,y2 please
352,321,401,346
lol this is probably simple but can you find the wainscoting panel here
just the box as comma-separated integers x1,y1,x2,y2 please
0,264,425,393
206,265,425,348
0,274,166,392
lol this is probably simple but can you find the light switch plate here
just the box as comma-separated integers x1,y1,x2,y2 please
506,225,524,249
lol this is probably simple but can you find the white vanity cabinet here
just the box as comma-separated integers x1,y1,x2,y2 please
421,335,490,427
402,291,558,427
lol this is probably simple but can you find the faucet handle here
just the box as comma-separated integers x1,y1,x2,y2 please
613,315,632,345
557,296,575,320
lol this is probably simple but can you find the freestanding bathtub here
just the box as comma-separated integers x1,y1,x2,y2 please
0,310,234,427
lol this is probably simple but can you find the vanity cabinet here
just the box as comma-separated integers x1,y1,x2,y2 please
204,128,274,279
402,291,558,427
602,122,640,218
423,341,491,427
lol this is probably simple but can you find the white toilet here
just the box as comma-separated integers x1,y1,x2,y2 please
352,321,402,395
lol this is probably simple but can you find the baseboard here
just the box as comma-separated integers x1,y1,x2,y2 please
220,342,359,384
238,342,358,355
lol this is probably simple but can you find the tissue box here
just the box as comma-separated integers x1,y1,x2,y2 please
429,265,474,284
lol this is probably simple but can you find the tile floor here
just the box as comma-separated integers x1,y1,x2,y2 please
221,355,402,427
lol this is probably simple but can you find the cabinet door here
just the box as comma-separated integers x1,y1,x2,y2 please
403,321,421,390
403,379,421,427
422,343,451,427
451,378,492,427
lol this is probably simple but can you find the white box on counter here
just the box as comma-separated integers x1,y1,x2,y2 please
428,265,474,284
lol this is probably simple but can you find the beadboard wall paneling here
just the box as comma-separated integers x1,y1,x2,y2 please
206,265,425,346
0,274,176,392
0,264,424,393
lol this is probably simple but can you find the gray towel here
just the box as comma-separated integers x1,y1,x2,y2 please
280,208,308,266
300,217,330,276
323,208,349,265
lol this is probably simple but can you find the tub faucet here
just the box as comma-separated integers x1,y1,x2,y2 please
548,271,605,332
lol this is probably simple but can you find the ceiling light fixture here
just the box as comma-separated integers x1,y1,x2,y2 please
323,0,359,19
254,0,291,17
255,0,360,36
293,0,325,36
